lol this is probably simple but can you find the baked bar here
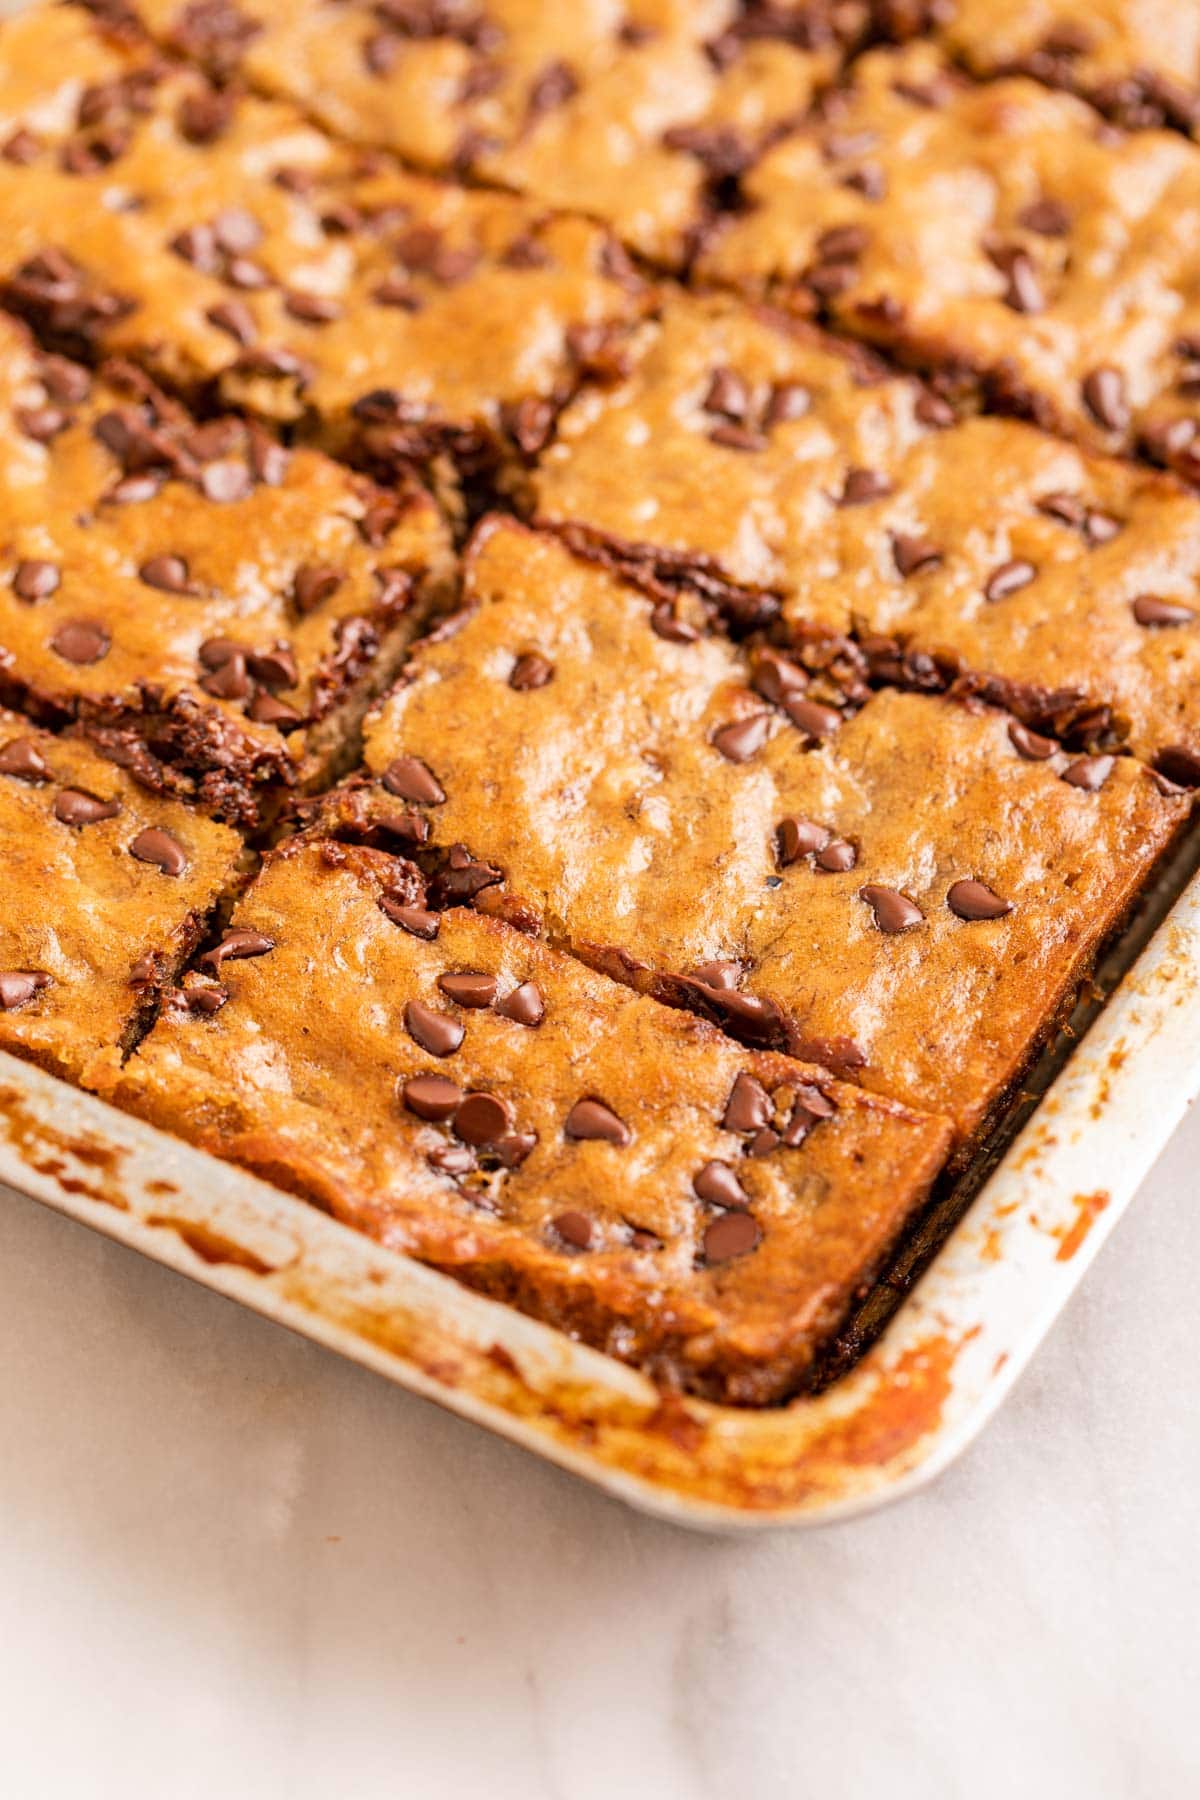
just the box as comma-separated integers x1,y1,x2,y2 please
697,41,1200,484
0,709,243,1082
534,292,1200,778
0,313,451,825
883,1,1200,137
98,832,953,1404
348,518,1188,1142
115,0,851,266
0,8,647,472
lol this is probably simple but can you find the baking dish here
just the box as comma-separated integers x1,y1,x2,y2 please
3,827,1198,1530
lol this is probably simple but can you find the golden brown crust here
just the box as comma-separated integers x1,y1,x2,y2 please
0,709,243,1082
357,518,1189,1140
101,834,952,1403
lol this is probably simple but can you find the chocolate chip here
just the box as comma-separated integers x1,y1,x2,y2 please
723,1072,772,1134
438,971,497,1008
1154,746,1200,788
709,423,767,453
454,1091,513,1146
691,960,741,989
651,602,699,643
565,1098,630,1146
248,644,299,689
713,713,771,763
213,208,262,254
129,827,188,876
51,619,110,664
1132,595,1195,627
207,299,257,345
139,554,193,593
182,983,228,1016
493,1132,537,1168
1084,510,1121,545
553,1210,593,1251
693,1160,749,1210
985,559,1037,602
496,981,545,1026
0,737,49,782
1009,720,1058,759
54,788,121,827
753,647,807,705
860,884,923,933
704,367,751,420
379,898,439,939
915,391,956,428
12,560,60,601
201,928,276,970
777,816,830,865
839,467,892,506
1062,754,1114,791
509,651,554,690
292,564,342,613
383,756,446,805
401,1075,462,1121
404,1000,464,1058
765,382,810,425
0,971,51,1010
428,1143,475,1176
17,406,67,443
1082,367,1129,433
200,648,251,700
947,878,1012,921
785,696,842,742
1018,198,1070,236
816,838,857,873
285,290,341,324
892,534,942,577
1001,249,1043,314
702,1211,761,1266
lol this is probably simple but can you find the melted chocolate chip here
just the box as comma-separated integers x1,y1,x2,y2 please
509,651,554,690
383,755,446,804
379,897,440,939
51,619,110,664
704,367,751,421
139,554,194,593
777,816,830,866
0,970,51,1010
722,1071,772,1134
713,713,771,763
129,827,188,877
293,564,342,613
839,467,892,506
1009,720,1058,760
404,1000,464,1057
12,559,60,601
860,884,924,933
947,878,1012,921
0,738,50,782
201,928,276,969
565,1097,630,1146
984,559,1037,602
1132,595,1195,628
438,971,497,1008
764,382,810,425
702,1211,761,1266
1082,367,1129,433
892,534,942,577
693,1160,749,1210
54,788,121,827
553,1209,593,1251
428,1143,475,1176
816,838,857,873
1062,754,1114,791
454,1091,513,1146
496,981,545,1026
493,1132,537,1168
785,696,842,742
401,1074,462,1121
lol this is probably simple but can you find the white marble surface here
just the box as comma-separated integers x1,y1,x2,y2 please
0,1102,1197,1800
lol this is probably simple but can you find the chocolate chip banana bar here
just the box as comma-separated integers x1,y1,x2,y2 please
0,709,242,1081
698,41,1200,485
0,314,451,825
98,832,952,1403
0,10,647,473
534,292,1200,779
348,518,1188,1142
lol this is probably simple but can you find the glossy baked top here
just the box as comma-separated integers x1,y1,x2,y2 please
358,519,1188,1138
107,833,951,1403
0,709,241,1082
0,314,450,823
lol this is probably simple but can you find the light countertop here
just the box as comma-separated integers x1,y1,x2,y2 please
1,1096,1197,1799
